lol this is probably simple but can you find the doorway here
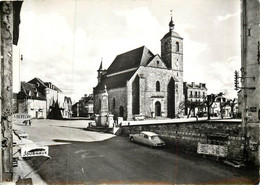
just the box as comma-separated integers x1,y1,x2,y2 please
155,101,161,116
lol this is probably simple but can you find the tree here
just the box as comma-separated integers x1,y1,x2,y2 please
186,100,206,118
227,98,238,118
205,92,224,120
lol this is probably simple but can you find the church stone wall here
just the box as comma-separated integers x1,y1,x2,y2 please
108,87,127,119
94,87,127,119
129,66,184,119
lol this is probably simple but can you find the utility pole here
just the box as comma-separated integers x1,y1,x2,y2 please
1,1,23,182
1,1,14,181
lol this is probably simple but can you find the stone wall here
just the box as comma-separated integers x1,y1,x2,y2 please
121,120,244,161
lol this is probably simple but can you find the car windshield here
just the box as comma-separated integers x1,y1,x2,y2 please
151,135,161,142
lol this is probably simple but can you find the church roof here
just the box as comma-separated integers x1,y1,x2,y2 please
94,70,136,93
162,31,182,40
106,46,154,75
95,46,156,92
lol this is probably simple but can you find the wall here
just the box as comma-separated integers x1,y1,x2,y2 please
240,0,260,167
121,120,245,161
27,99,46,118
108,87,127,119
128,66,184,119
94,87,127,119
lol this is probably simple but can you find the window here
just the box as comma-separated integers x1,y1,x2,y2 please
195,91,198,98
198,92,201,98
189,91,193,98
113,98,116,109
157,61,160,66
144,134,149,139
98,98,101,111
156,81,160,92
176,42,179,52
203,92,205,98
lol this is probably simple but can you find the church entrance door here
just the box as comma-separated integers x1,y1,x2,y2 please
167,78,175,118
155,101,161,116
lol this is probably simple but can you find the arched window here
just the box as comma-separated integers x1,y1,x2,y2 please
156,81,160,92
176,42,179,52
119,106,124,117
98,98,101,112
113,98,116,109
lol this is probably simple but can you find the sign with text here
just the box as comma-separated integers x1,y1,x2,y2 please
197,142,228,157
21,146,49,158
13,113,31,121
249,107,257,112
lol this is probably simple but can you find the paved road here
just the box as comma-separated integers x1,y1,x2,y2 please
16,119,258,184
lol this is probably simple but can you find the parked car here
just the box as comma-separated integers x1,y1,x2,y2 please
129,131,165,147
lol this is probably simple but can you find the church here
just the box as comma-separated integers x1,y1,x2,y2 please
93,17,184,120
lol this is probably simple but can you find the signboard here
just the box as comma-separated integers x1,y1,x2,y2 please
13,113,31,121
249,107,257,112
197,142,228,157
21,146,49,158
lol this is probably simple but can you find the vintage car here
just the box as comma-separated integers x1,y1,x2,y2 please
129,131,165,147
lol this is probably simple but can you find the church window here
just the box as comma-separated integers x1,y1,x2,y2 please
98,98,101,112
176,42,179,52
113,98,116,109
156,81,160,92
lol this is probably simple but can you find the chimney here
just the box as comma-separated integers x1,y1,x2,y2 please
191,82,195,88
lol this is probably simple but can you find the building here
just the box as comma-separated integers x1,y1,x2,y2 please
94,17,184,120
15,82,47,118
63,96,72,118
240,0,260,166
27,77,71,118
72,94,94,118
85,94,94,118
183,82,207,116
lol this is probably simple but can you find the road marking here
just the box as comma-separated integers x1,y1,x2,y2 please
81,153,104,159
75,150,91,154
82,168,84,173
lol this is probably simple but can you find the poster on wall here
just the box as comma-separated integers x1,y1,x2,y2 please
197,142,228,157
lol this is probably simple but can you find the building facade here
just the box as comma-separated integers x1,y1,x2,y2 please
15,82,47,118
72,94,93,117
240,0,260,165
94,17,184,120
27,77,71,118
183,82,207,116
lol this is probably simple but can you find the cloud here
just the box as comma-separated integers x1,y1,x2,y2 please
216,12,239,22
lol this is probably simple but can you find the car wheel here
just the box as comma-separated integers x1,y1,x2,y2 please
130,137,134,142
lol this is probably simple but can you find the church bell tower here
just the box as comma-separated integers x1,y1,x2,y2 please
161,15,183,74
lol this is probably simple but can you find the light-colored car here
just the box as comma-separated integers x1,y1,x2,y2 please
129,131,165,147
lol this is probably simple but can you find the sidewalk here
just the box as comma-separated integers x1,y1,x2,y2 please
9,122,47,185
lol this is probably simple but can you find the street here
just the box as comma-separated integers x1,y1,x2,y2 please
15,119,258,184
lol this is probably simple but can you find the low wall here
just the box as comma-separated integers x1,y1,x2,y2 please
120,120,244,161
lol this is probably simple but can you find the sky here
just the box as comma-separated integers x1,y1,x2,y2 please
17,0,241,102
